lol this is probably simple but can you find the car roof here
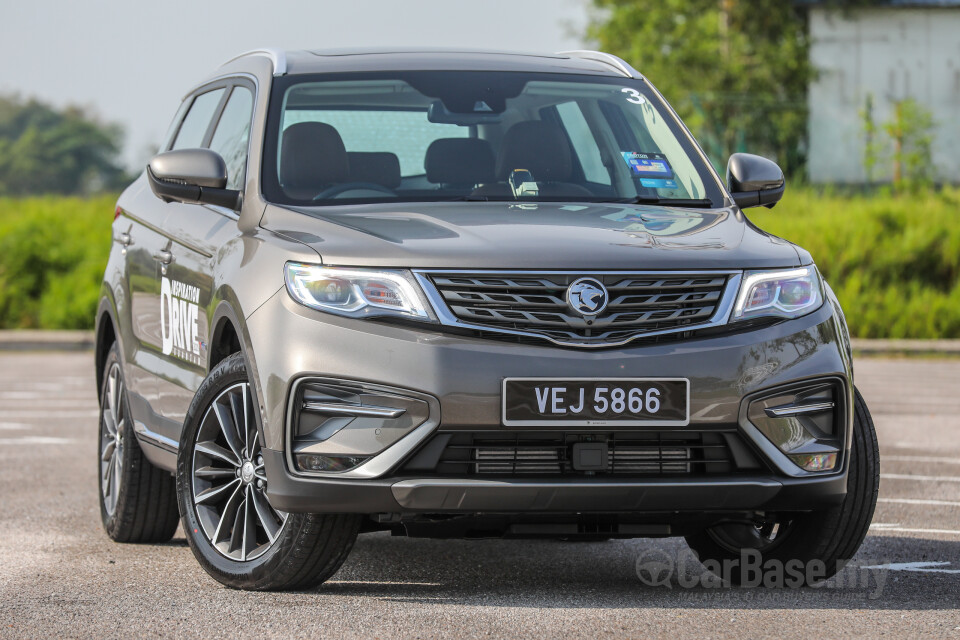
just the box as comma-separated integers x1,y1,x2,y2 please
218,47,643,80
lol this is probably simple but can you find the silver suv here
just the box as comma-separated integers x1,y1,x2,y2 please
95,48,878,590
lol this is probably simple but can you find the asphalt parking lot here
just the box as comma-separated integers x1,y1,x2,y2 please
1,352,958,638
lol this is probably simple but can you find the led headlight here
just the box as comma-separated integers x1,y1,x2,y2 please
733,266,823,321
284,263,434,321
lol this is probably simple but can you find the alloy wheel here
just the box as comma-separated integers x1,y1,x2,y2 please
100,362,125,516
191,382,287,561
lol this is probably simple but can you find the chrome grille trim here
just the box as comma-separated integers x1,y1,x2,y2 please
414,270,742,348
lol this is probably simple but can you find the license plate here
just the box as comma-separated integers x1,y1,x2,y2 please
502,378,689,427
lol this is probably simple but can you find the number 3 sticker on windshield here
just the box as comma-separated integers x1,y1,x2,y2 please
621,88,646,105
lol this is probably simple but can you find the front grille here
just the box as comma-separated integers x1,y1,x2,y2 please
399,430,761,477
425,272,731,345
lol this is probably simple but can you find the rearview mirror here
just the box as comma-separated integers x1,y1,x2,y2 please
147,148,242,211
726,153,784,209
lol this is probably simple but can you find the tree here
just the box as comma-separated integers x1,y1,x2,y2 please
586,0,813,176
0,94,127,195
884,98,935,191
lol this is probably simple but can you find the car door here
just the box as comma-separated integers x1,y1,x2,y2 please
114,192,172,435
137,84,230,442
154,80,255,433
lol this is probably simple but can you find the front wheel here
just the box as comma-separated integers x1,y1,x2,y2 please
176,352,360,590
685,387,879,586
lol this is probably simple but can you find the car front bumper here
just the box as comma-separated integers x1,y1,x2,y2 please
245,288,854,516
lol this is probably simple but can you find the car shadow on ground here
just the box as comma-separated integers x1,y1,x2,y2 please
312,532,960,609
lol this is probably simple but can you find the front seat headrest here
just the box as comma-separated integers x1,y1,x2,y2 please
347,152,401,189
425,138,495,185
280,122,349,192
496,120,573,182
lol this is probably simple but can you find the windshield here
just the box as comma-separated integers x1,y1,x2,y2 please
262,71,724,207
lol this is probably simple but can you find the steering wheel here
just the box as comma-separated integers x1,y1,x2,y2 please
314,182,396,200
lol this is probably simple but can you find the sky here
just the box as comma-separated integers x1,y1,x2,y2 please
0,0,590,170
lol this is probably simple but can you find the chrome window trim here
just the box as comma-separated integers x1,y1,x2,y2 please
413,269,743,349
557,50,642,79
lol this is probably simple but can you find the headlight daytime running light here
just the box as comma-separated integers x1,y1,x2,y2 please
733,266,824,321
284,263,434,321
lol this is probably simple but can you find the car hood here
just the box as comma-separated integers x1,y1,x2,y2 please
260,201,802,270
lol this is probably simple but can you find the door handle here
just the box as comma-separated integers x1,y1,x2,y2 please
155,249,174,265
116,229,133,254
118,232,133,255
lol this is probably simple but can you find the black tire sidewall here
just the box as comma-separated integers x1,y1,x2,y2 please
686,386,880,582
98,345,136,535
175,352,309,587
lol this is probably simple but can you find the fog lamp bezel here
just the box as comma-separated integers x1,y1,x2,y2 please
737,376,849,478
284,376,440,480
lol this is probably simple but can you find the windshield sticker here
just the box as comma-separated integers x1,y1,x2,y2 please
621,88,646,104
622,152,678,189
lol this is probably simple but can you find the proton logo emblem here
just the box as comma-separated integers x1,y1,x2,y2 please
566,277,608,316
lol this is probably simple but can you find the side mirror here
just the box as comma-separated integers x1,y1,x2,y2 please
147,149,242,211
726,153,785,209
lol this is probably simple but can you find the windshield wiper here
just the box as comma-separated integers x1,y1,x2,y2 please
442,194,491,202
613,196,715,208
438,194,715,207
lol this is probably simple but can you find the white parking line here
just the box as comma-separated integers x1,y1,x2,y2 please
891,442,953,451
0,436,75,445
0,411,99,418
861,561,960,574
0,384,91,392
0,403,99,409
0,392,46,400
870,523,960,536
0,423,29,430
883,455,960,465
881,473,960,483
878,498,960,507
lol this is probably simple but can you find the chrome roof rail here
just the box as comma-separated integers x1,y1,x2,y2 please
221,48,287,76
557,50,641,79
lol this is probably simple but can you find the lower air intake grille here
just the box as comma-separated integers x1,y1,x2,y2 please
474,448,564,474
400,430,761,477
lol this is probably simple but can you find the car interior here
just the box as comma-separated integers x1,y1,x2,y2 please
273,77,708,204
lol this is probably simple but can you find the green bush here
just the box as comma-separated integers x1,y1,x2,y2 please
749,187,960,339
0,195,114,329
0,190,957,338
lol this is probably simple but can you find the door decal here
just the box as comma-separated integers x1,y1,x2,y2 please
160,276,202,364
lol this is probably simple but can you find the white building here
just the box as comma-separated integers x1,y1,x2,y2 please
806,1,960,183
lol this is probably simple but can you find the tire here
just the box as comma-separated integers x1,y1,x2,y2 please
98,342,180,543
685,387,879,586
176,352,361,591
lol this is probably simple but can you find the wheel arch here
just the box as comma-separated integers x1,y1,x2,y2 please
209,310,243,370
207,297,268,439
95,292,120,393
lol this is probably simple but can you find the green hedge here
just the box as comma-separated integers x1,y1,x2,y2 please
0,190,958,338
0,195,114,329
749,188,960,339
